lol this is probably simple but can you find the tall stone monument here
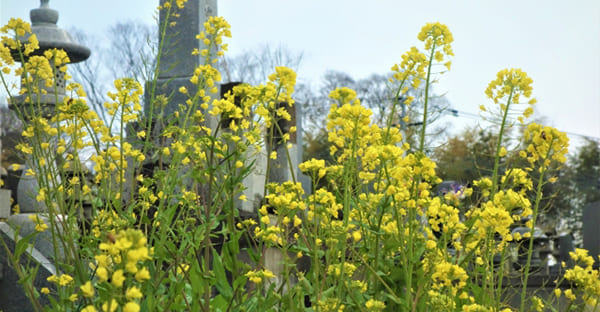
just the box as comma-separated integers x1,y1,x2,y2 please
147,0,217,117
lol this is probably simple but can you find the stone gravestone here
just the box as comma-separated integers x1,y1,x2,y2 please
582,201,600,269
0,222,55,312
147,0,217,118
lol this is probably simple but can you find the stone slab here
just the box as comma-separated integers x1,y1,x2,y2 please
0,189,10,219
6,214,65,262
583,201,600,267
0,222,55,312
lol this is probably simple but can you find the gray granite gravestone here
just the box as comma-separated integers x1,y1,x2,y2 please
582,201,600,268
146,0,217,118
0,222,55,312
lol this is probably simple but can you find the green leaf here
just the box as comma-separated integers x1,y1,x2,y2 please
14,236,30,259
211,295,227,311
212,250,233,298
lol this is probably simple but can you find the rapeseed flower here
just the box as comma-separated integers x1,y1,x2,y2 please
80,281,95,298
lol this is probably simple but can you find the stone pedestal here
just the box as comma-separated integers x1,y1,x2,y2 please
16,168,46,213
583,201,600,268
0,190,11,219
0,222,55,312
6,213,65,261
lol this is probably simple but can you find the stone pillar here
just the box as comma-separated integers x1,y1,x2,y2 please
146,0,217,118
262,103,304,291
267,102,298,184
582,201,600,269
0,118,8,220
136,0,218,185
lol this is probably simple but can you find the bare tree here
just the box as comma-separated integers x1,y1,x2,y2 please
221,44,303,86
105,22,157,83
298,69,451,154
69,21,157,126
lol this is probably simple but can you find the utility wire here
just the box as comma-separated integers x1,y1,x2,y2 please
443,108,600,141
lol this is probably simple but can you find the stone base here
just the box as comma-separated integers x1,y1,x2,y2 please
6,214,65,261
0,222,55,312
0,189,10,219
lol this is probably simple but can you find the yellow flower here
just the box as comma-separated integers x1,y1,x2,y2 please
111,269,125,288
485,68,533,105
426,240,437,249
28,214,48,232
81,305,97,312
58,274,73,286
126,286,143,300
365,298,386,311
293,215,302,227
80,281,95,298
523,106,534,118
554,288,561,298
564,289,576,300
135,267,150,281
299,158,326,173
522,123,569,167
352,231,362,242
531,296,544,311
260,215,270,224
123,302,140,312
245,269,275,284
499,147,507,157
40,287,50,294
431,261,468,290
96,267,108,282
102,299,118,312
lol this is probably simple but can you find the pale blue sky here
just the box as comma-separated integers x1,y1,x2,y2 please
2,0,599,146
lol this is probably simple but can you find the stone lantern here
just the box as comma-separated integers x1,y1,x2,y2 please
7,0,90,213
10,0,90,118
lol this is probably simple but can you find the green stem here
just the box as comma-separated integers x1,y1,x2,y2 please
519,150,552,312
491,88,514,196
418,42,436,153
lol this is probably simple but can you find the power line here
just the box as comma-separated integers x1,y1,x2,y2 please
444,108,600,142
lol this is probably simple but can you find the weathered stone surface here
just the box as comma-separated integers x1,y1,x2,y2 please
0,222,55,312
0,189,11,219
10,0,90,119
583,201,600,268
27,0,90,63
16,168,45,213
146,0,217,117
6,214,65,261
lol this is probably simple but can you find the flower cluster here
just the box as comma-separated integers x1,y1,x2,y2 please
79,229,152,312
559,249,600,307
390,47,427,89
522,123,569,168
196,16,231,62
268,66,297,105
0,18,39,60
418,22,454,69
